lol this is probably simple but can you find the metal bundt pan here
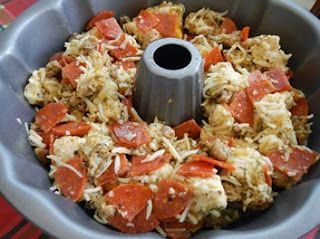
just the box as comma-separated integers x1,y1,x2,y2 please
0,0,320,238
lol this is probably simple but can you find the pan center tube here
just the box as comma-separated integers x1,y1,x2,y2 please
153,44,192,70
133,38,204,126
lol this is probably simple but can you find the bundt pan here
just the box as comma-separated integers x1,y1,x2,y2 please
0,0,320,238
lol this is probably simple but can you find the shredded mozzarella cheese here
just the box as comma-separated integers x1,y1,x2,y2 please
95,159,113,178
130,108,143,122
179,149,199,160
179,200,193,223
16,118,22,125
162,137,182,161
141,149,166,163
155,226,167,237
146,200,153,220
28,129,46,149
48,155,83,178
111,147,132,154
84,187,102,194
114,155,121,175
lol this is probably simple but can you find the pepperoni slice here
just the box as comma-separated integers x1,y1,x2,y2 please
263,165,272,187
221,18,237,34
165,228,191,239
101,181,120,192
228,90,254,126
153,180,192,220
204,47,224,72
49,52,74,67
228,137,236,148
135,10,160,32
34,148,50,165
109,43,138,60
162,220,203,239
122,96,133,109
121,97,139,121
105,184,153,221
186,33,195,41
110,122,151,148
109,208,159,234
97,154,129,186
95,17,123,39
107,33,138,60
129,154,171,177
265,68,292,92
53,156,87,201
49,52,64,62
193,154,236,172
154,13,179,37
51,121,91,136
86,10,115,30
176,161,215,178
62,62,83,88
246,70,275,103
35,103,68,133
174,119,201,139
240,26,250,42
38,131,55,155
117,61,136,70
286,69,294,80
109,32,126,46
290,97,309,116
267,147,319,182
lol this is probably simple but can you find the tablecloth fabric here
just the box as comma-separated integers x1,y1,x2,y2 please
0,0,319,238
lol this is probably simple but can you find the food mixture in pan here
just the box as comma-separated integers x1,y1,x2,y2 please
24,2,319,238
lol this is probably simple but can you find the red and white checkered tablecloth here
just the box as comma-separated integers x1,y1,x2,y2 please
0,0,319,238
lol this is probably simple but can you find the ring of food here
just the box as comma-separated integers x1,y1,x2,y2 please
24,1,319,238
